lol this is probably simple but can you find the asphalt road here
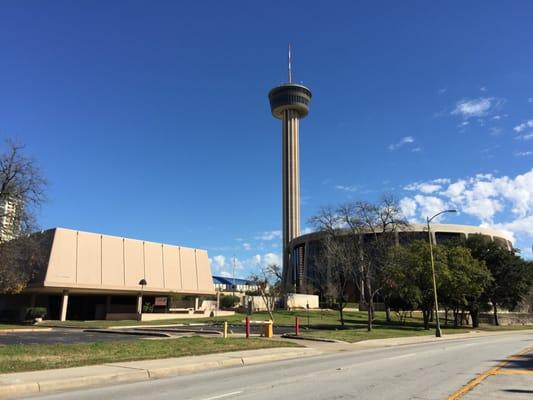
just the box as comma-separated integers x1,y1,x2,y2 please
28,332,532,400
0,329,154,345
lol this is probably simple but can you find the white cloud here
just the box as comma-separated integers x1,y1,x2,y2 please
515,151,533,157
514,119,533,133
335,185,358,192
256,230,281,240
389,136,415,151
402,168,533,246
517,133,533,141
438,88,447,95
213,255,226,268
405,178,450,194
451,97,503,119
413,195,449,221
262,253,281,266
399,197,417,219
411,147,422,153
242,242,251,251
528,98,533,103
480,86,487,92
219,271,232,278
301,227,315,234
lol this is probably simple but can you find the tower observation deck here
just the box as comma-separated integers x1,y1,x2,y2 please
268,48,312,291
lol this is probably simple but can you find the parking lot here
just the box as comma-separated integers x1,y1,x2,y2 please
0,329,156,345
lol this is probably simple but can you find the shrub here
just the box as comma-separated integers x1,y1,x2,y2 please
25,307,47,320
220,295,240,309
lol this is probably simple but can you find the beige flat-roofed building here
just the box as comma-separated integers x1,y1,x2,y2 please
37,228,214,295
0,227,215,321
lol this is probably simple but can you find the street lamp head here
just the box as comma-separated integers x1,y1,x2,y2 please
138,279,147,286
428,209,458,223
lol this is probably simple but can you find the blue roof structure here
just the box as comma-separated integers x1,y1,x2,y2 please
212,276,253,286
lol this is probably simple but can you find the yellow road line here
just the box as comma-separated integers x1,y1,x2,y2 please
447,345,533,400
495,369,533,375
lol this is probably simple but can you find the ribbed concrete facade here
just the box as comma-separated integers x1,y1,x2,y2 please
282,109,301,276
28,227,215,295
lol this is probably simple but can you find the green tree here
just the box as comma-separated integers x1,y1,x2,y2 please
465,237,533,325
389,241,449,330
441,245,492,328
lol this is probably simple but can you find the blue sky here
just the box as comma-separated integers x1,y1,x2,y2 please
1,1,532,277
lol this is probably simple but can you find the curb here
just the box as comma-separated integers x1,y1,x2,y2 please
133,327,222,335
281,333,340,343
83,329,172,338
0,328,53,334
0,348,320,399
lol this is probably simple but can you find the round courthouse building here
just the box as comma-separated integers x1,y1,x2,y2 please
286,223,513,294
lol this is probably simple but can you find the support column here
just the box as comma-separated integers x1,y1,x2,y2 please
106,295,112,316
137,292,143,321
195,297,199,311
60,290,69,322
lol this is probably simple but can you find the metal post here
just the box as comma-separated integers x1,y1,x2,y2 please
216,291,220,318
223,321,228,339
245,316,250,338
427,217,442,338
295,316,300,336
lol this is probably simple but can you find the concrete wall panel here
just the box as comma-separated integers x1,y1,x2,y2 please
45,228,77,284
180,247,198,291
76,231,102,285
163,245,181,290
144,242,164,289
124,239,144,287
41,228,214,294
102,235,124,286
195,250,215,293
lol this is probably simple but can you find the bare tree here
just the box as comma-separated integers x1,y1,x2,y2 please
249,263,282,321
0,140,46,239
310,197,408,331
0,140,47,293
342,196,408,331
310,207,355,327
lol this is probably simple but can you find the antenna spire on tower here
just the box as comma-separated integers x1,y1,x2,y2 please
288,44,292,83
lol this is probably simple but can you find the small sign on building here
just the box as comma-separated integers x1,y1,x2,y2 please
154,297,168,306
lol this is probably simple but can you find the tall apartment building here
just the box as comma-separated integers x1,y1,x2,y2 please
0,195,21,242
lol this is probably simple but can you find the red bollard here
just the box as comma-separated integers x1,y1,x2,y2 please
245,316,250,338
295,316,300,336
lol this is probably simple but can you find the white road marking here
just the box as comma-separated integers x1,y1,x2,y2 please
386,353,417,361
201,391,243,400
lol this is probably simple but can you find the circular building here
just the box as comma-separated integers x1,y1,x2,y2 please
286,223,513,295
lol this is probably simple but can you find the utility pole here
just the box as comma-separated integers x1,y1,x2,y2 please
232,255,236,298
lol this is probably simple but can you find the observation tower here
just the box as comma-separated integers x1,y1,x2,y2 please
268,46,312,290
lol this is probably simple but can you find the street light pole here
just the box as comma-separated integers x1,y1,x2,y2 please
427,209,456,338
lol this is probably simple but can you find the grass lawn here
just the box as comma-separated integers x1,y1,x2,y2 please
38,310,531,340
303,325,473,342
0,336,299,374
0,323,39,330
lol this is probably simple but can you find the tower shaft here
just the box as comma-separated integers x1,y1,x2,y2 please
282,109,301,282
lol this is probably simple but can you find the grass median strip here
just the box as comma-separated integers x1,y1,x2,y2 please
0,337,299,374
303,326,473,343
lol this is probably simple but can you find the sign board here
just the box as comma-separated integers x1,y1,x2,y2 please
154,297,168,306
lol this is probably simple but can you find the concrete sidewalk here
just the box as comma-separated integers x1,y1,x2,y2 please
0,347,321,399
